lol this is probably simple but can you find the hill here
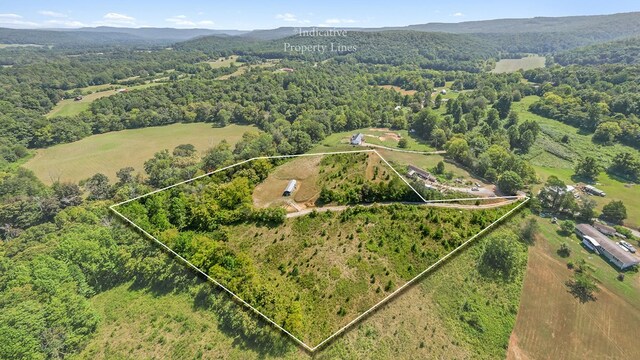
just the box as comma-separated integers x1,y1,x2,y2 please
554,37,640,65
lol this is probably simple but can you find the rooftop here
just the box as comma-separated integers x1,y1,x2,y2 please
576,224,639,265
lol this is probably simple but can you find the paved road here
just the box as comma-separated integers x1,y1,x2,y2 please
285,197,523,218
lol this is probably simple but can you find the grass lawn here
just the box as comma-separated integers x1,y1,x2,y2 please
507,217,640,360
23,123,255,184
491,56,546,74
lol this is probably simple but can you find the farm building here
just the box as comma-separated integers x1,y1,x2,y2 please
582,236,600,253
407,165,435,181
283,179,297,196
584,185,606,197
593,222,617,236
575,224,639,270
350,133,364,145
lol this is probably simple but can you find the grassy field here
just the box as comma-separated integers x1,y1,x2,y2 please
23,123,254,184
0,43,43,48
118,151,521,345
46,82,165,118
77,212,528,359
202,55,239,68
376,85,417,96
46,90,118,118
507,218,640,360
216,61,279,80
491,56,546,73
513,96,640,228
316,128,435,152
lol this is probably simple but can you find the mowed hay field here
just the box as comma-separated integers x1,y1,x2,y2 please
23,123,254,184
492,56,546,73
507,217,640,360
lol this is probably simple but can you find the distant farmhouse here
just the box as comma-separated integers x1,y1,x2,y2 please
350,133,364,146
407,165,436,182
283,179,297,196
575,223,639,270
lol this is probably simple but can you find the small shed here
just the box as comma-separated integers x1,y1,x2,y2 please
283,180,297,196
350,133,364,146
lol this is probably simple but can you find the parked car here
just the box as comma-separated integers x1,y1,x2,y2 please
620,240,637,253
471,187,479,191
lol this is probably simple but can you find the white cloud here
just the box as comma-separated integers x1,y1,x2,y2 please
275,13,310,24
166,15,215,28
0,13,39,27
317,18,358,27
0,13,23,19
95,12,137,27
45,19,88,28
276,13,298,22
39,10,67,18
324,18,357,24
452,12,464,17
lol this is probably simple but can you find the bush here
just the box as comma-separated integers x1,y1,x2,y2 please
557,243,571,258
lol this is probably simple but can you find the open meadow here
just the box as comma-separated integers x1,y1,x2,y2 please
23,123,254,184
75,214,529,360
491,56,546,73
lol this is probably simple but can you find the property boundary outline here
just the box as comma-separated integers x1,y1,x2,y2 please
109,149,529,352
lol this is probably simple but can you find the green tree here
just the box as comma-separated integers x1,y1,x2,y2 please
481,235,522,280
560,220,575,235
493,93,513,119
398,138,408,149
566,272,599,303
82,173,111,200
202,140,234,172
601,200,627,224
577,199,597,223
497,171,523,196
558,243,572,257
574,156,602,181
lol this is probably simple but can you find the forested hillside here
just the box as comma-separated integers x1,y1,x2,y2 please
2,10,640,359
554,37,640,65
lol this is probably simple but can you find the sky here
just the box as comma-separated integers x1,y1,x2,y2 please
0,1,639,30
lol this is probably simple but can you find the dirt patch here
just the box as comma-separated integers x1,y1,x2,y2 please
253,156,322,208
